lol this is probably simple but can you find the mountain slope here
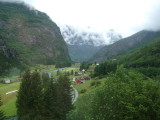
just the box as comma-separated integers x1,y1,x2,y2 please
89,30,160,63
0,2,71,74
61,25,122,62
68,45,102,62
117,38,160,77
93,37,160,78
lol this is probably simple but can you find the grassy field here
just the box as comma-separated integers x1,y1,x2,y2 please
30,64,56,72
0,65,79,116
0,63,91,117
0,75,19,82
74,77,106,96
51,67,79,78
0,82,21,116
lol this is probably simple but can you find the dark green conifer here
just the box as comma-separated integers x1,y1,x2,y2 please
56,75,73,120
42,73,50,89
16,70,43,120
43,80,58,120
0,96,5,120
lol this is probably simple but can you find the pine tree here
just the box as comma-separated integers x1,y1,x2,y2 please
56,75,73,120
0,96,5,120
16,70,43,120
43,80,58,120
57,70,60,76
71,70,74,75
42,73,50,89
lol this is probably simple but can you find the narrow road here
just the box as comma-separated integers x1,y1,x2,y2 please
45,68,65,78
71,85,78,104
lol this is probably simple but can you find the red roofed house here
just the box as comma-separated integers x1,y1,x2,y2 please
75,80,83,84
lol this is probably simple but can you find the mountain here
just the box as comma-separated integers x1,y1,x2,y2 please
116,38,160,77
89,30,160,63
67,45,102,62
61,25,122,62
0,2,71,74
94,37,160,78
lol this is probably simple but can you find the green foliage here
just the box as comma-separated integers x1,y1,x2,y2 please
117,38,160,77
41,73,50,89
68,66,160,120
55,60,72,68
89,66,160,120
43,80,58,120
90,30,160,63
0,2,71,70
90,81,101,87
93,38,160,78
0,96,5,120
16,70,44,120
16,70,73,120
0,53,23,76
56,70,60,76
67,93,92,120
56,75,73,120
80,62,90,70
70,70,74,75
94,61,117,77
80,89,87,94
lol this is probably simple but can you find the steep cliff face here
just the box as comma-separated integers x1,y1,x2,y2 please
0,2,71,72
0,37,20,59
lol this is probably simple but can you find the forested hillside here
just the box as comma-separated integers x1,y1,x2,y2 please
117,38,160,77
0,2,71,75
93,37,160,78
67,36,160,120
90,30,160,63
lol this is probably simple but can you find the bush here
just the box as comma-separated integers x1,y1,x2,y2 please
89,66,160,120
80,89,87,94
90,81,101,87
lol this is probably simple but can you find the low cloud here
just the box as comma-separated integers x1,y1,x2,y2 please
0,0,160,37
60,25,122,46
144,2,160,31
0,0,34,8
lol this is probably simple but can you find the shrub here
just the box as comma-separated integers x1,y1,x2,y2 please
90,81,101,87
80,89,87,94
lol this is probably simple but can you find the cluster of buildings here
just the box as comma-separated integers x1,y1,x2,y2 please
73,75,91,84
2,78,22,84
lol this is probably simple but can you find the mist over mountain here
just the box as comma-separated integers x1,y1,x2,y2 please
61,25,122,46
60,25,122,62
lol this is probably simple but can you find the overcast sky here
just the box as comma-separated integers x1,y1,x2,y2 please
1,0,160,37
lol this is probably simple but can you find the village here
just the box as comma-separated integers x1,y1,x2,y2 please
72,69,91,84
0,63,94,86
0,63,103,117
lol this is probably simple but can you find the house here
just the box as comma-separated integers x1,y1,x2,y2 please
75,80,83,84
72,77,76,82
14,78,23,82
4,79,11,84
82,69,85,73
